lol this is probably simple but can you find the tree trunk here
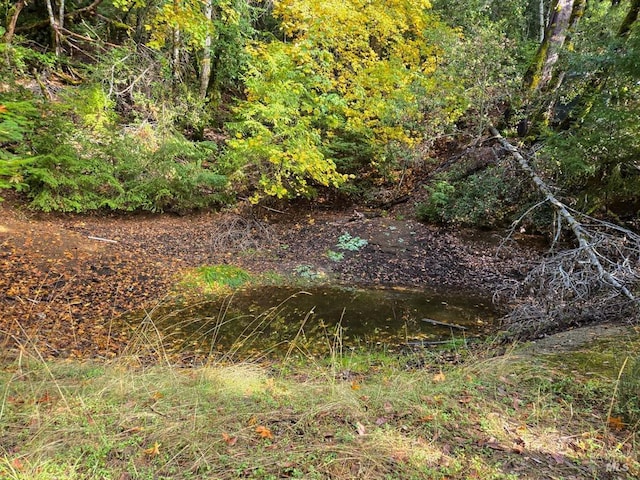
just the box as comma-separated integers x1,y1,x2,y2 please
4,0,26,44
539,0,545,42
171,0,181,85
44,0,62,55
523,0,585,93
199,0,214,100
172,26,180,84
618,0,640,37
59,0,65,31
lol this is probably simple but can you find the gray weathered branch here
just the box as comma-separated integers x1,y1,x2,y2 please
490,125,636,302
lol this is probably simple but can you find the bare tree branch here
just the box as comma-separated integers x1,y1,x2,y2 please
491,126,636,301
489,126,639,337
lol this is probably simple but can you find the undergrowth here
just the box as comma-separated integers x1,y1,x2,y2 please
1,324,638,480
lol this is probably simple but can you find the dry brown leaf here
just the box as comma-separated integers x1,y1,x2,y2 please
0,105,7,114
11,458,24,471
383,401,394,413
607,416,625,431
122,426,144,434
512,437,525,454
37,392,52,404
355,422,366,436
222,432,238,446
350,381,361,390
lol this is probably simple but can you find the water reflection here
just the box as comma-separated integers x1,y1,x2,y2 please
134,286,496,358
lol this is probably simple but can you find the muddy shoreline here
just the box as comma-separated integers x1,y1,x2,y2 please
1,199,541,358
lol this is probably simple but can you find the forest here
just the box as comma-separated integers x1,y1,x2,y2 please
0,0,638,220
2,1,640,479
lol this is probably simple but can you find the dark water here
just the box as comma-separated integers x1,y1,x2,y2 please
137,286,496,358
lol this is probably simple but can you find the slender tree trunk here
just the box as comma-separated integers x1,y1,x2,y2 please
199,0,214,100
171,0,181,85
59,0,65,31
523,0,585,93
539,0,545,42
44,0,62,55
4,0,26,44
172,27,180,83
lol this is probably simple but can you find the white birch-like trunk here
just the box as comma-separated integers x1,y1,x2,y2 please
199,0,214,100
44,0,62,55
539,0,545,42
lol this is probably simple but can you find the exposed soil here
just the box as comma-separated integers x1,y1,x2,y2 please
1,195,542,359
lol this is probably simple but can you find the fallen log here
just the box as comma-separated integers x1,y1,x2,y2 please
420,318,467,330
489,126,639,337
490,126,636,301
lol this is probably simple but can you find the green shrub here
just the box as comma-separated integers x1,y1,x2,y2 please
416,168,530,228
21,89,232,213
0,98,39,195
416,180,455,223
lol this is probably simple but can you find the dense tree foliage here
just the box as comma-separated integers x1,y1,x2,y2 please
226,0,465,200
0,0,639,223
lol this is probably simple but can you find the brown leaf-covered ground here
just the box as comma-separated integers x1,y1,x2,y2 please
0,196,541,359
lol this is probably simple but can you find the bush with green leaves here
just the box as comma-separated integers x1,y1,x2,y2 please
416,166,533,228
20,86,232,213
226,0,466,201
0,97,40,196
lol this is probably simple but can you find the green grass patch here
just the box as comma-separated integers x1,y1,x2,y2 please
1,341,639,479
199,264,251,288
177,264,252,295
176,265,294,298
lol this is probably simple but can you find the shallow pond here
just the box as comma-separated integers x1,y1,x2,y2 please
132,285,496,359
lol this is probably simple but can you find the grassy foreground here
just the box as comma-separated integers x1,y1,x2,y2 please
0,338,638,479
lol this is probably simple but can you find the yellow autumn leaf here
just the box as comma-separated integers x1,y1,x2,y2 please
432,371,446,383
143,442,161,456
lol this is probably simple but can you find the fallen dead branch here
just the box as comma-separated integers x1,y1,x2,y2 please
489,126,640,338
210,213,276,252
